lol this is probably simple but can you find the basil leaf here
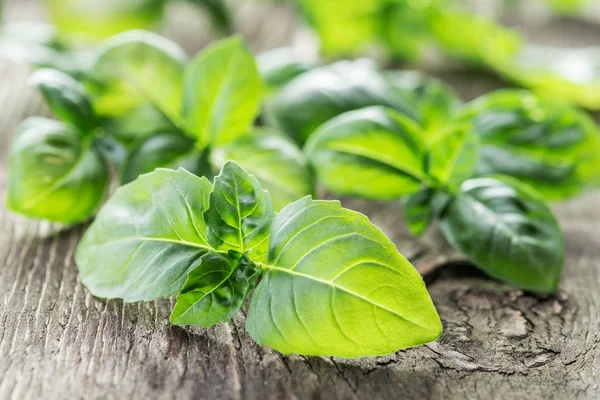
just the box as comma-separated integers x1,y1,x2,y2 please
266,60,418,145
427,124,479,187
404,186,435,237
183,36,263,147
460,90,600,200
122,133,211,184
498,45,600,109
297,0,382,55
47,0,167,43
429,10,522,66
439,177,564,293
29,69,98,133
246,196,442,357
88,30,188,136
6,118,108,223
213,129,314,211
170,252,259,326
304,106,428,199
75,168,213,301
385,70,462,134
381,3,432,61
204,161,275,262
257,47,317,91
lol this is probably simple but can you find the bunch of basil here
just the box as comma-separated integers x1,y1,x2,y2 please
265,58,600,294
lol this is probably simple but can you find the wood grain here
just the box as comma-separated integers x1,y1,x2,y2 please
1,1,599,399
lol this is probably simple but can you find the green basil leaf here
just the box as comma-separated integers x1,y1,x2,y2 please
170,252,259,326
304,106,428,199
257,47,317,91
429,9,522,66
122,133,211,184
183,36,263,147
246,196,442,357
498,45,600,109
204,161,275,262
47,0,167,43
380,3,432,61
75,168,213,301
385,70,462,134
427,124,479,187
6,118,108,223
460,89,600,200
297,0,382,55
29,68,98,132
88,30,188,137
266,60,418,145
213,129,314,211
404,186,435,237
439,177,564,293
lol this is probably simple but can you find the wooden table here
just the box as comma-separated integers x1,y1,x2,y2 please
1,1,599,399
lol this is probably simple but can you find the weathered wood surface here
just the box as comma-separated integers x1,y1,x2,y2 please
1,1,600,399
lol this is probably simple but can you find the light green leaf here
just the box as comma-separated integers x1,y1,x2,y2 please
460,89,600,200
439,177,564,293
204,161,275,262
29,68,98,132
266,59,418,145
122,133,210,184
213,129,314,211
170,252,259,326
6,118,108,223
429,9,522,67
246,197,442,357
88,30,188,136
75,168,213,301
304,106,428,200
297,0,382,55
47,0,167,44
183,36,263,147
427,124,479,187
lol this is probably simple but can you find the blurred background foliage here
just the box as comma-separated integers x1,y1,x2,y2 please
1,0,600,109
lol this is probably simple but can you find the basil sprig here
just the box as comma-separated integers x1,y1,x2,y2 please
305,106,566,294
6,32,314,223
76,161,442,357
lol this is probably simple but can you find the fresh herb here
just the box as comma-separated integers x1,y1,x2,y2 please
304,106,566,293
6,32,314,223
75,161,442,357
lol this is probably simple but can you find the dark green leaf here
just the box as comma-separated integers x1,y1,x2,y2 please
460,90,600,199
304,106,428,199
439,177,564,293
213,129,314,211
183,36,263,147
6,118,108,223
246,196,442,357
204,161,275,262
29,68,98,132
404,186,436,237
75,168,213,301
122,133,211,184
170,252,259,326
266,60,418,145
